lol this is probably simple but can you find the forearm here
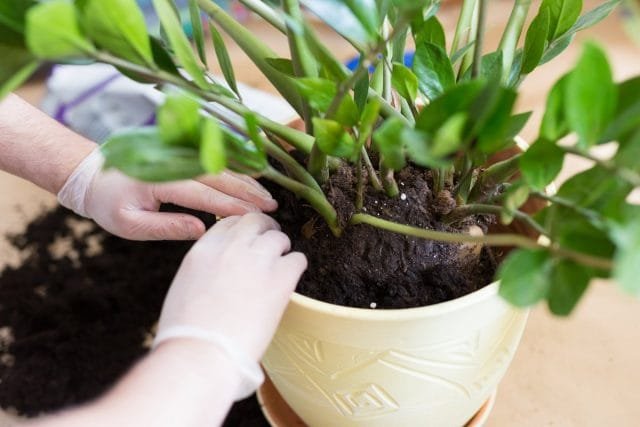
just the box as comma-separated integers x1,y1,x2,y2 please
26,340,242,427
0,93,96,194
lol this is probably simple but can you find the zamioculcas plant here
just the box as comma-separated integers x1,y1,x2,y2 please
2,0,638,314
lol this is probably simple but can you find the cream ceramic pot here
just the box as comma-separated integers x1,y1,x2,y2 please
262,281,528,427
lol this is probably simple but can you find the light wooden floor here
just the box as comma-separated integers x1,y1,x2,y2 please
2,1,640,425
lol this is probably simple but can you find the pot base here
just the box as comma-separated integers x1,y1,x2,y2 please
257,376,496,427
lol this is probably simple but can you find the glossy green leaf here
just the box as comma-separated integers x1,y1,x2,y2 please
498,249,553,307
547,259,591,315
540,73,570,140
413,16,445,49
520,138,564,190
79,0,152,65
312,118,357,159
157,93,201,147
601,77,640,144
431,112,467,157
391,62,418,102
413,42,455,100
541,0,620,65
475,86,518,154
565,43,616,147
293,77,359,126
521,7,550,74
556,167,631,213
373,117,407,170
200,118,226,174
154,0,208,89
540,0,582,41
265,57,296,77
188,0,207,66
210,22,240,98
501,182,531,225
102,127,204,182
26,0,94,59
415,80,485,133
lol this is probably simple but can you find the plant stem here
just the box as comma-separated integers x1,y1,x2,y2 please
362,147,383,191
531,191,606,229
446,203,548,236
467,153,521,202
198,0,304,115
263,139,322,193
451,0,478,55
263,166,341,236
349,214,613,270
498,0,532,84
472,0,487,79
356,154,365,210
238,0,285,31
381,166,400,197
561,145,640,187
307,144,329,183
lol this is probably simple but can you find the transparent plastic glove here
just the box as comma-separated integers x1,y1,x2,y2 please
57,148,277,240
154,213,307,399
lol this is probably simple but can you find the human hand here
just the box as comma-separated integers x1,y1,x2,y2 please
57,148,277,240
156,213,307,360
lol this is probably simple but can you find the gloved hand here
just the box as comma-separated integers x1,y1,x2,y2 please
57,148,278,240
153,213,307,399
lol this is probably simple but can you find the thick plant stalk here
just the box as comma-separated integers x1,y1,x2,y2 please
445,203,548,236
451,0,478,59
349,214,613,270
467,153,521,202
471,0,487,79
262,166,341,236
498,0,532,84
197,0,304,115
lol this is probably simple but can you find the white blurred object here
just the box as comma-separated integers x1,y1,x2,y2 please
42,64,297,143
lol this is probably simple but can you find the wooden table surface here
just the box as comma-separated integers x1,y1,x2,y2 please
3,1,640,425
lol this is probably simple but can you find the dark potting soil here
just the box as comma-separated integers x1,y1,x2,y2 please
0,164,497,418
0,205,267,424
266,164,497,309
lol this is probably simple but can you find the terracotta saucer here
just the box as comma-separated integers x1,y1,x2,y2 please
257,376,497,427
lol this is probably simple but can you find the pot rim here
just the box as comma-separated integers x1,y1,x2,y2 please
288,280,501,321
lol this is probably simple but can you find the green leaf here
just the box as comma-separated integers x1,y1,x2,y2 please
475,86,518,154
373,117,407,170
557,167,631,213
547,259,591,315
265,57,296,77
157,93,201,147
356,99,381,148
521,7,550,74
413,16,445,50
565,43,616,147
102,127,204,181
200,118,226,174
601,77,640,144
188,0,207,66
540,0,582,41
26,0,94,59
415,80,485,133
293,77,359,126
499,249,553,307
301,0,379,46
614,129,640,173
244,112,265,154
312,118,357,159
0,58,38,99
501,182,531,225
210,21,241,99
154,0,208,89
354,70,370,112
610,213,640,295
80,0,152,66
431,112,467,157
520,138,564,190
391,62,418,102
540,72,570,140
451,41,475,65
541,0,620,65
404,129,450,169
413,42,455,100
